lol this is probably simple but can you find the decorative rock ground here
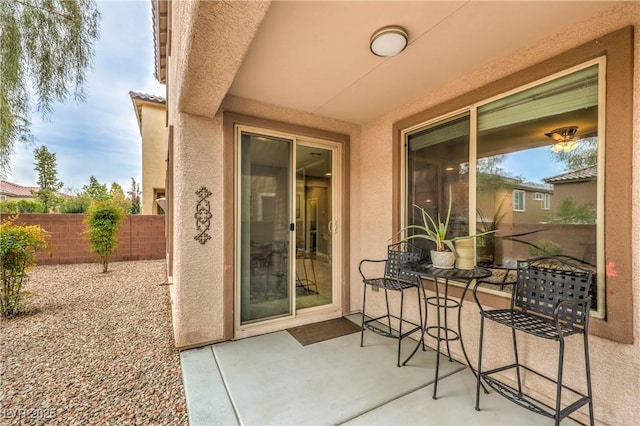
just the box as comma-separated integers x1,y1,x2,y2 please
1,260,187,425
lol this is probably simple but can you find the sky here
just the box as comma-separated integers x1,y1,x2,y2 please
7,0,165,193
5,0,569,194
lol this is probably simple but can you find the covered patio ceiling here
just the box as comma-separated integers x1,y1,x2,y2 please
227,1,619,124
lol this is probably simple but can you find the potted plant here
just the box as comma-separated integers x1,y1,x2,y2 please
406,186,496,269
476,198,507,266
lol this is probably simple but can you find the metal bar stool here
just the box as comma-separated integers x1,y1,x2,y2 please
359,242,424,367
474,256,594,425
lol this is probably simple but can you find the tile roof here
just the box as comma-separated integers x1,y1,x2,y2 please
129,91,166,135
0,180,38,197
129,91,166,105
544,165,597,183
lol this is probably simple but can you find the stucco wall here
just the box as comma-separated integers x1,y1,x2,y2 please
165,1,639,422
141,103,168,215
167,95,360,347
356,3,640,424
170,111,225,348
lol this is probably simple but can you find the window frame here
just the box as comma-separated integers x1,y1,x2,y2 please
392,27,634,343
512,190,525,212
542,193,550,210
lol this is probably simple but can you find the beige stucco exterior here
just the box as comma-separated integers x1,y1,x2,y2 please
157,1,639,424
131,93,168,215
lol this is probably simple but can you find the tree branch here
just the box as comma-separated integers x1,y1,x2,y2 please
12,0,74,21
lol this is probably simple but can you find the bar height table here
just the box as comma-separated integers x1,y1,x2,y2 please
401,261,492,399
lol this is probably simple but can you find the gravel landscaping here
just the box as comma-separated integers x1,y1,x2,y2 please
1,260,188,425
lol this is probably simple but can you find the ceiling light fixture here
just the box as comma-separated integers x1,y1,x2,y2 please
545,126,579,153
370,26,408,57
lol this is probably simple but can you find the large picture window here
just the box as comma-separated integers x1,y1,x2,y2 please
404,60,604,318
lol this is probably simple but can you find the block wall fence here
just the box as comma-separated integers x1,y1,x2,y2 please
8,214,166,265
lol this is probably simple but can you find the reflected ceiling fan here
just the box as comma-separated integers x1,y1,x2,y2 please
545,126,579,153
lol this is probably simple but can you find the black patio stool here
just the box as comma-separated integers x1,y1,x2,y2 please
474,256,594,426
359,241,424,367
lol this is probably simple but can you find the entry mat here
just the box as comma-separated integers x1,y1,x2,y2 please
287,317,361,346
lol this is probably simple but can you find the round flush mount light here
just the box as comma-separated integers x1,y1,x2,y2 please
370,26,408,57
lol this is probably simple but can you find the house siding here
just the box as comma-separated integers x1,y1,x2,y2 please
141,102,168,215
357,6,640,425
165,2,639,424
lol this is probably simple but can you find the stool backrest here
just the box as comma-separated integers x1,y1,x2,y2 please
385,242,422,282
515,257,593,328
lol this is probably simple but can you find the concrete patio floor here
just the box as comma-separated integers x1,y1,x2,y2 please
180,315,580,426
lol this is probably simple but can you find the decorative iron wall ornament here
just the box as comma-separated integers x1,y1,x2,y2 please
194,186,213,244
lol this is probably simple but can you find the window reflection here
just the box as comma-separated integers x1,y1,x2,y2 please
407,114,470,257
476,64,599,308
406,63,602,315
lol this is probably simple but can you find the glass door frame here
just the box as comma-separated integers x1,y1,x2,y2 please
234,124,343,337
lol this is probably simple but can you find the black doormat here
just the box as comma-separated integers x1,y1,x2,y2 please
287,317,361,346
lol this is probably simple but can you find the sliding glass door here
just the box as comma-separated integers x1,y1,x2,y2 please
239,132,293,323
237,127,340,328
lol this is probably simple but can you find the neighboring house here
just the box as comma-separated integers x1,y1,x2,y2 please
544,164,598,212
477,179,553,226
150,2,637,424
0,180,39,202
129,91,168,215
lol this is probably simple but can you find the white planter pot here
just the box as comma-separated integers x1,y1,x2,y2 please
430,250,455,269
455,239,476,270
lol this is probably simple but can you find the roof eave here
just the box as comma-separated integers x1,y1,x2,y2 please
152,0,168,84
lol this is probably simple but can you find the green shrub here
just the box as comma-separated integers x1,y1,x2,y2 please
60,195,93,213
84,202,124,273
0,200,45,214
0,201,18,214
16,200,46,213
0,216,49,317
528,239,563,258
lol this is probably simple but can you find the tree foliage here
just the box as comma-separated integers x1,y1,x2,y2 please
0,0,100,177
0,215,49,316
59,194,92,213
81,176,109,201
543,196,596,224
127,178,141,215
0,199,45,214
84,201,124,273
110,182,131,214
32,145,63,211
552,137,598,171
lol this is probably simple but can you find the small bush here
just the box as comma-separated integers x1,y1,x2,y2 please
16,200,46,213
0,200,45,214
0,201,18,214
528,239,563,258
84,202,124,273
60,195,93,213
0,216,49,317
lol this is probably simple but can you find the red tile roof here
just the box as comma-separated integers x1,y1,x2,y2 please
0,180,38,197
544,165,597,183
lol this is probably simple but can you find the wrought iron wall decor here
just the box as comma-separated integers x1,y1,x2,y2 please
194,186,213,244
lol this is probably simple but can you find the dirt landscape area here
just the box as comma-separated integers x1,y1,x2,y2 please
1,260,187,425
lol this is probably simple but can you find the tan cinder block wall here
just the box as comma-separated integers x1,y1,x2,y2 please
355,3,640,425
141,103,168,215
8,214,166,265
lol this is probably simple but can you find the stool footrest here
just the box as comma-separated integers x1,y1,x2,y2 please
481,364,591,422
364,315,422,339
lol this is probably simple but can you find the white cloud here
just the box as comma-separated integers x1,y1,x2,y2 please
8,0,165,194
